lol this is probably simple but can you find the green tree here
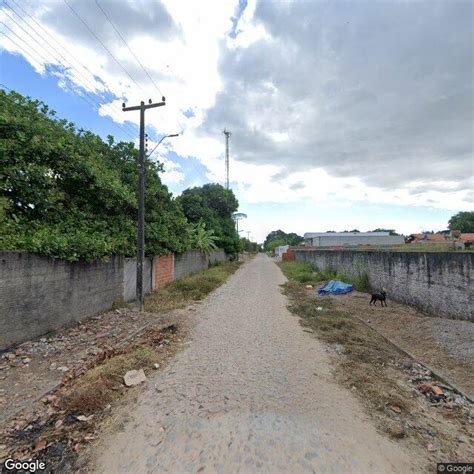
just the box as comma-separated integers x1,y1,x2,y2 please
178,184,240,255
239,237,258,252
0,89,190,260
263,230,304,250
448,212,474,233
370,228,400,236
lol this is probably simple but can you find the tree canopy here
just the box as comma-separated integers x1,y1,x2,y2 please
177,184,240,255
263,230,304,251
0,90,190,260
448,212,474,233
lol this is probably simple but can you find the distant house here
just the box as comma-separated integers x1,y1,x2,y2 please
303,232,404,247
460,233,474,248
408,232,447,243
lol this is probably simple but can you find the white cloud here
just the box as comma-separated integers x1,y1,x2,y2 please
1,0,472,241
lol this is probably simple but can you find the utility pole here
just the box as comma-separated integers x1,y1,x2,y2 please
223,128,231,189
122,98,166,311
246,231,251,241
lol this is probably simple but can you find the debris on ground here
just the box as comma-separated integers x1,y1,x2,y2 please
0,308,187,471
124,369,147,387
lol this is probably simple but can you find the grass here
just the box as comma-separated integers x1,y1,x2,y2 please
63,325,180,413
278,261,322,284
145,261,241,313
63,344,159,413
279,261,370,292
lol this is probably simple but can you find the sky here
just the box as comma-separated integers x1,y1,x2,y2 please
0,0,472,242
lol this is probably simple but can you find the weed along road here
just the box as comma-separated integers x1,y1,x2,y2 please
91,254,421,472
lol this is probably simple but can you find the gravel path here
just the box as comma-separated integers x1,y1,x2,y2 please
91,254,422,473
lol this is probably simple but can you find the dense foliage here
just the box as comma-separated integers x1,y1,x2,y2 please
448,212,474,233
263,229,304,251
239,237,258,252
190,221,218,253
178,184,240,255
0,90,190,261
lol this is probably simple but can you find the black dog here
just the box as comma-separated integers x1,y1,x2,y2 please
369,290,387,307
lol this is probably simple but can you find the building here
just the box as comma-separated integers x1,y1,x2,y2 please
407,232,448,243
303,232,404,248
274,245,289,260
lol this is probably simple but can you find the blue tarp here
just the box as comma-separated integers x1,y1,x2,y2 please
318,280,353,295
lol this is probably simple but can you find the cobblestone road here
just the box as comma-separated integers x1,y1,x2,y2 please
92,254,421,473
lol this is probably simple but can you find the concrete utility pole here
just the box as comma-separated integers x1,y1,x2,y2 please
122,98,166,311
223,128,231,189
246,231,251,241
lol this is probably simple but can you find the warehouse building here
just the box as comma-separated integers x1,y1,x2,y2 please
303,231,404,247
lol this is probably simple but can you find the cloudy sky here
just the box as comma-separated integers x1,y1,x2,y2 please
1,0,472,241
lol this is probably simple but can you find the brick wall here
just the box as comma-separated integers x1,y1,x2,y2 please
153,254,174,288
282,249,295,262
293,249,473,321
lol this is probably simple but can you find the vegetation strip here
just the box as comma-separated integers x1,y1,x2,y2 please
145,260,242,313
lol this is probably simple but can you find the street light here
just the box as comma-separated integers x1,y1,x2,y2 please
147,133,179,159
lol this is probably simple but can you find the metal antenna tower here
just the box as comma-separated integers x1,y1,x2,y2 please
223,128,231,189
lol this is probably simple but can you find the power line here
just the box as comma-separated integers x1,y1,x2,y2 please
94,0,163,97
5,0,136,136
63,0,147,96
0,30,43,70
0,27,135,140
0,13,136,139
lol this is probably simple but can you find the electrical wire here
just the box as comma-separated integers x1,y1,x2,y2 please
63,0,147,96
0,29,135,140
5,0,136,136
94,0,163,98
0,15,136,139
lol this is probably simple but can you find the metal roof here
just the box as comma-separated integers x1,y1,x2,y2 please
304,232,390,239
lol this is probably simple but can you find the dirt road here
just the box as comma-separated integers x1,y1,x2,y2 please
90,254,423,472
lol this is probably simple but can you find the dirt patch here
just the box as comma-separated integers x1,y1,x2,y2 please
331,291,474,398
0,308,174,424
0,319,188,470
282,281,474,465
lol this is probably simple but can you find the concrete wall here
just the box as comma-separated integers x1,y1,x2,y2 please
294,249,474,321
174,250,207,280
1,249,230,350
208,249,228,265
0,252,123,350
123,258,153,302
174,249,228,280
